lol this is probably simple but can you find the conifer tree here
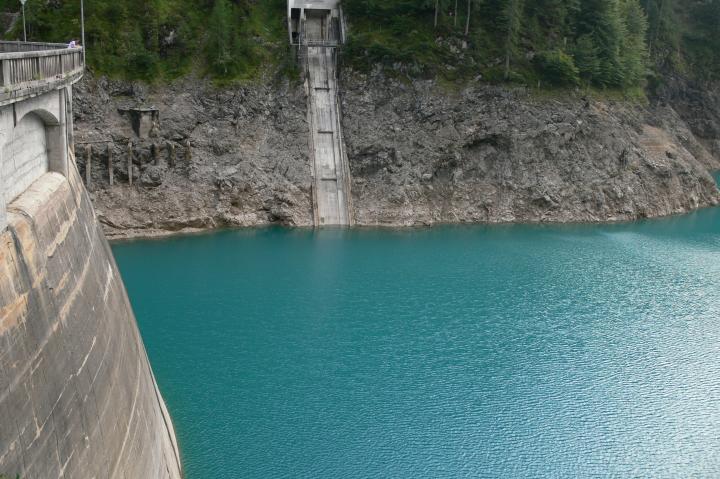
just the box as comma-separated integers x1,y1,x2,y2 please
576,0,624,86
619,0,648,87
573,34,600,83
465,0,472,36
503,0,524,79
206,0,236,76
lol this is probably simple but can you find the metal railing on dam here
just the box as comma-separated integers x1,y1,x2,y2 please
0,40,84,232
0,40,182,478
0,40,83,106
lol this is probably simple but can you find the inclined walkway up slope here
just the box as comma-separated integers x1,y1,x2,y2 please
302,18,352,226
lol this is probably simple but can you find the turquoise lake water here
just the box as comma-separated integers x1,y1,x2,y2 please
113,198,720,478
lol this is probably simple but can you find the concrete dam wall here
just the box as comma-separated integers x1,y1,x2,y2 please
0,42,182,478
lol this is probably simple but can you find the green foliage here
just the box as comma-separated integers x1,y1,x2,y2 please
502,0,524,79
576,0,624,86
573,34,601,82
206,0,238,77
533,49,580,86
126,26,159,81
342,0,445,75
0,0,288,81
343,0,654,89
619,0,649,87
684,0,720,80
0,0,715,87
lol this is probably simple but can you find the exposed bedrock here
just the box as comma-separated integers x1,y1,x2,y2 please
342,72,720,225
0,165,182,478
74,75,313,239
74,73,720,237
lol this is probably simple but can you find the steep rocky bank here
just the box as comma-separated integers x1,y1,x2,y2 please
342,72,720,225
73,72,720,239
74,75,313,239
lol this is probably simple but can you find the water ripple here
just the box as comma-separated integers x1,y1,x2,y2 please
113,207,720,478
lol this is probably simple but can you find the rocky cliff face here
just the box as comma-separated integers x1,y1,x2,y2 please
74,72,720,238
653,75,720,160
75,75,313,238
342,72,720,225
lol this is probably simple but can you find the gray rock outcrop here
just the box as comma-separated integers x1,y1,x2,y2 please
73,72,720,238
341,73,720,225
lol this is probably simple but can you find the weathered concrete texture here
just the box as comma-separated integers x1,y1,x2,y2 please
1,113,48,203
306,46,352,225
0,87,71,232
0,164,182,478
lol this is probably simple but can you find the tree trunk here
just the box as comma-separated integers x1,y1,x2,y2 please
649,0,667,56
465,0,472,35
505,51,510,79
503,0,522,80
435,0,439,28
454,0,458,27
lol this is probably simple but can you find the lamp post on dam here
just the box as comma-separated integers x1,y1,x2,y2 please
0,39,183,478
0,40,84,231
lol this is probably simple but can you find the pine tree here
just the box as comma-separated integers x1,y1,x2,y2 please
526,0,579,45
465,0,472,36
619,0,648,87
126,26,157,79
641,0,675,58
686,0,720,78
206,0,236,76
573,33,600,82
503,0,524,79
575,0,624,87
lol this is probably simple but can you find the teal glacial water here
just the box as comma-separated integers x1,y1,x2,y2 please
113,203,720,478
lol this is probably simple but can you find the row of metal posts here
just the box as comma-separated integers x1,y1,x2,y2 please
82,139,191,188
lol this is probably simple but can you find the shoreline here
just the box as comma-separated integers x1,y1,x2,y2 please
106,199,720,243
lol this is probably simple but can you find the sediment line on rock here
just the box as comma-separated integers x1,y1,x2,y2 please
73,73,720,239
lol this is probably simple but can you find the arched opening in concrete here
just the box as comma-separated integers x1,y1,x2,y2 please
0,92,69,231
15,102,67,169
2,112,50,205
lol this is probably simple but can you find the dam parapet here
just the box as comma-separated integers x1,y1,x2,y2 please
0,41,83,232
0,41,83,105
0,42,182,478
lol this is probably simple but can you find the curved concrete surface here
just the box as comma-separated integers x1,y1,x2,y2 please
0,164,182,478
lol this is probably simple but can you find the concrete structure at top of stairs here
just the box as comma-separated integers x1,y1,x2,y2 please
0,41,182,478
288,0,345,46
289,1,353,226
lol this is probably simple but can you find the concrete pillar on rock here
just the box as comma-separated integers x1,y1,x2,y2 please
108,143,114,186
127,141,133,185
167,142,175,168
85,144,92,187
